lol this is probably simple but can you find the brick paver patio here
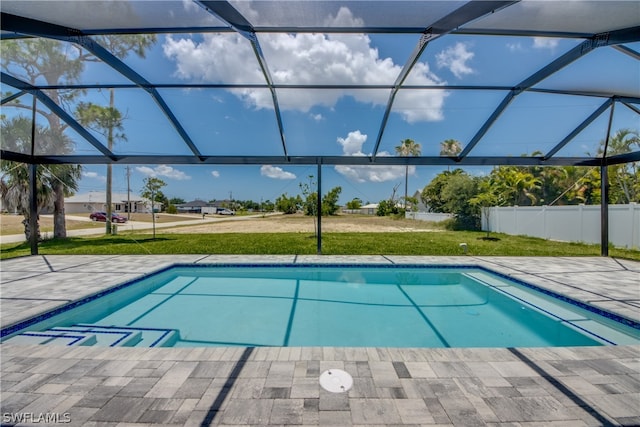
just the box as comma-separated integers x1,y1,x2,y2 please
1,255,638,426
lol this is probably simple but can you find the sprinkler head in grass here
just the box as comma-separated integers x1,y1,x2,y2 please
459,242,468,254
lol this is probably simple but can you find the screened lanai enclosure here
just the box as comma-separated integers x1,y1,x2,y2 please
1,1,639,255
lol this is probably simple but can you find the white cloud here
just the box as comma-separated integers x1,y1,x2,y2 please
311,113,324,122
163,7,447,123
136,165,191,180
260,165,296,180
533,37,560,50
211,170,220,178
82,171,106,182
334,130,412,183
337,130,368,156
436,42,475,79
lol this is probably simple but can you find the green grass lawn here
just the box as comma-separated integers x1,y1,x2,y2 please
2,231,639,260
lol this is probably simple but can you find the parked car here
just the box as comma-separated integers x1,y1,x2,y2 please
218,209,236,215
89,211,128,223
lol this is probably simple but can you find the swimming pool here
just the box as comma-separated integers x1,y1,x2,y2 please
3,264,639,348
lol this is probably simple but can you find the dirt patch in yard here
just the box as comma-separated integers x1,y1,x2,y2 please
161,213,444,234
1,213,103,235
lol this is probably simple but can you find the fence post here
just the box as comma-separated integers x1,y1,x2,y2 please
630,202,638,249
578,204,584,244
29,163,38,255
600,165,609,256
317,161,322,255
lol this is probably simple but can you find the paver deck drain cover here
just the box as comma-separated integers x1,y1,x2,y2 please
319,369,353,393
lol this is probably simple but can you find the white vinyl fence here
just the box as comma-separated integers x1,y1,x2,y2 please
482,203,639,249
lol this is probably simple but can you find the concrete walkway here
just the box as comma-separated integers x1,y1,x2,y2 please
1,255,639,426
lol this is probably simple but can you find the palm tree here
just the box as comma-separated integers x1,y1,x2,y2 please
598,129,640,203
395,138,421,209
46,162,82,237
439,139,462,156
0,164,56,240
0,117,57,239
489,166,541,206
439,139,462,172
40,127,82,237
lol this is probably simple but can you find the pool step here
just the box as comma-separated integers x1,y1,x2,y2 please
4,331,97,346
5,325,179,348
50,326,143,347
464,271,511,288
72,324,179,347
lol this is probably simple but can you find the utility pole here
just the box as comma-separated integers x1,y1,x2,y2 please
105,88,114,234
126,166,131,220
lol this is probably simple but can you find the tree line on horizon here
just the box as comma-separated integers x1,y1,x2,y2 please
418,129,639,230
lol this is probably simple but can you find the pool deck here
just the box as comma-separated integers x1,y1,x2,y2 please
1,255,639,426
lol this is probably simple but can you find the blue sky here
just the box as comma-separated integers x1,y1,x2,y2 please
7,4,638,205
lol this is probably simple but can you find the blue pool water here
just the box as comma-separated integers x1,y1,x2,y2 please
3,265,639,348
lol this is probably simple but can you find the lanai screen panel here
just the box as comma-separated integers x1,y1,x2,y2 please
0,0,638,167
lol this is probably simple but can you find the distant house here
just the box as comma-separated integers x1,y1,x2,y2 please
342,203,379,215
360,203,379,215
210,199,234,210
62,191,157,214
175,199,236,214
175,199,211,214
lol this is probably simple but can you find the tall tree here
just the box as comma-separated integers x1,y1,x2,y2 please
395,138,421,209
421,169,464,212
440,172,481,230
299,175,317,236
2,34,155,237
322,186,342,216
169,197,186,205
76,92,126,234
275,193,302,214
346,198,362,210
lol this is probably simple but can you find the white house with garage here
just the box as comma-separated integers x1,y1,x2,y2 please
62,191,159,214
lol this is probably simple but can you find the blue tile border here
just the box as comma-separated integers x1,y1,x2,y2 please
50,328,135,347
74,324,177,347
17,332,88,346
2,262,638,344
